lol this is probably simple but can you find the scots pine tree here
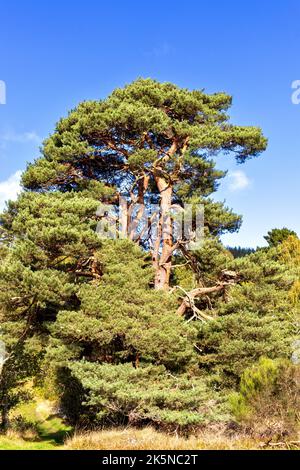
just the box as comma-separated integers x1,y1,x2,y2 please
3,79,289,432
264,228,298,247
197,246,299,384
22,78,267,290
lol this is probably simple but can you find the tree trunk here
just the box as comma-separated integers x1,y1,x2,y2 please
129,175,149,241
153,175,173,290
0,405,9,432
152,140,179,290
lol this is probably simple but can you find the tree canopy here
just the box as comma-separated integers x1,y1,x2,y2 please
22,78,267,290
0,79,298,438
264,228,298,247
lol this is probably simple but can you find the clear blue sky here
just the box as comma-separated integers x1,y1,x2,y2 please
0,0,299,247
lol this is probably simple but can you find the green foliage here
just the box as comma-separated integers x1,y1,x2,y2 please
197,248,297,384
289,280,300,305
192,236,233,283
0,343,42,429
48,240,197,370
2,78,298,437
278,234,300,268
198,312,291,383
230,358,300,438
61,361,228,430
21,78,266,242
227,246,255,258
231,357,279,419
264,227,298,247
0,190,109,427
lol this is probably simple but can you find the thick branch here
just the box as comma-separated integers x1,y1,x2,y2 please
175,270,239,318
175,284,225,317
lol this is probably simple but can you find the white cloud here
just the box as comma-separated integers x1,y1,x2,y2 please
145,42,174,57
0,130,41,144
0,170,22,211
228,170,251,192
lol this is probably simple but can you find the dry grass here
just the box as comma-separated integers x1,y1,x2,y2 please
65,426,280,450
2,427,299,450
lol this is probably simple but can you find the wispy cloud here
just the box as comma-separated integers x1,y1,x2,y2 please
145,42,174,57
228,170,251,192
0,170,22,211
0,130,42,144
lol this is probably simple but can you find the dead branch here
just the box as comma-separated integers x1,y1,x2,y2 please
174,270,240,319
172,285,216,322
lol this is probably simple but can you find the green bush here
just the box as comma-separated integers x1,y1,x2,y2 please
59,362,229,432
230,357,300,438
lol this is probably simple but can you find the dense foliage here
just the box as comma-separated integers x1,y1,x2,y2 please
0,79,299,437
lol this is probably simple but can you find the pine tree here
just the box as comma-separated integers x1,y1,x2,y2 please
47,239,197,371
197,247,298,385
21,78,267,290
264,228,298,247
4,79,297,435
0,190,110,427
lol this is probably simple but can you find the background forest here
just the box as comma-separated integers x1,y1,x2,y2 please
0,79,299,449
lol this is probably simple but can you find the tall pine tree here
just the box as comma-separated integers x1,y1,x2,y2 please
22,78,267,290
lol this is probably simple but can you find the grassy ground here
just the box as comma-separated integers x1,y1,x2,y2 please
64,427,300,450
0,433,61,450
0,417,71,450
0,397,72,450
65,427,259,450
1,396,299,451
1,427,299,450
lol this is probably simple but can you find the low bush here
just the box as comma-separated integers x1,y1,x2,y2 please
59,362,229,432
230,357,300,438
